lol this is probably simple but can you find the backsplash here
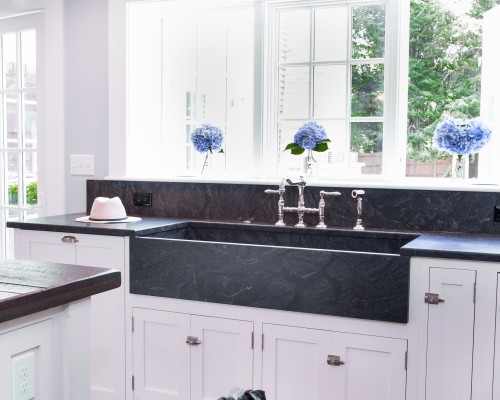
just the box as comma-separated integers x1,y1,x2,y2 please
87,180,500,234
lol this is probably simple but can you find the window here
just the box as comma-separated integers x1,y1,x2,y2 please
268,3,387,178
127,0,255,177
126,0,498,183
405,0,500,180
0,19,39,257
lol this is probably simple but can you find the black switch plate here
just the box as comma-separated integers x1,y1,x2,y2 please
495,206,500,222
133,193,152,207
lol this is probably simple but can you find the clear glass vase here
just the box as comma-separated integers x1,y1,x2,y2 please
201,152,211,177
451,154,468,182
303,150,317,180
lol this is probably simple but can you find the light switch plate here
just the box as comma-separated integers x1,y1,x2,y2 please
12,350,36,400
70,154,95,175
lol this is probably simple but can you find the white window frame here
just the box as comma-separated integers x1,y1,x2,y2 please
261,0,407,181
0,12,42,257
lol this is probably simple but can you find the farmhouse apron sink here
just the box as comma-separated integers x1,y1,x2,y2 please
130,221,418,323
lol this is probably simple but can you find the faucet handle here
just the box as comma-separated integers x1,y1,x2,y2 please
265,189,280,194
286,176,306,187
320,190,341,198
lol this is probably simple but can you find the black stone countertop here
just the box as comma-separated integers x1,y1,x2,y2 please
7,213,188,237
0,258,121,323
400,233,500,262
8,214,500,262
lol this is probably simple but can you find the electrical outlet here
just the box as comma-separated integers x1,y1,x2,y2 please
133,193,152,207
12,350,36,400
494,206,500,222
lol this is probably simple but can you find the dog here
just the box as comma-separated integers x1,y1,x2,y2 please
218,388,266,400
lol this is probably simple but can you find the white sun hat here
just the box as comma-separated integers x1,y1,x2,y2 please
76,197,141,223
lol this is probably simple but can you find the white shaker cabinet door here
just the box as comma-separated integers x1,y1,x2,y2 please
132,308,191,400
190,315,254,400
425,267,476,400
262,324,332,400
329,332,407,400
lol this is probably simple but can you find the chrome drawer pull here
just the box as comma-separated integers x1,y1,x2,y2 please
61,235,79,244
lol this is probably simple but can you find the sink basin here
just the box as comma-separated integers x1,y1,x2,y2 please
130,222,417,323
143,221,418,255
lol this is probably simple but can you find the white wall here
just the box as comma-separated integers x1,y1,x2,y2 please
64,0,109,213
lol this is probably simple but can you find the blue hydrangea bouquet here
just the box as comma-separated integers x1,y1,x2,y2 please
434,117,491,180
190,124,224,175
434,117,491,159
284,121,330,155
283,122,330,178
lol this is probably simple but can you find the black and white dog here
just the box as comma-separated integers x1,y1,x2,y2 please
218,388,266,400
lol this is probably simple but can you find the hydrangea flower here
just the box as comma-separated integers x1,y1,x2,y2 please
284,122,330,155
434,117,492,158
191,124,224,154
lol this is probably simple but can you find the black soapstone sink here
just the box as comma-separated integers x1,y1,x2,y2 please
130,221,418,323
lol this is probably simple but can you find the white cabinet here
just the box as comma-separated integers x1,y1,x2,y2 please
262,324,407,400
13,229,126,400
424,268,476,400
132,308,254,400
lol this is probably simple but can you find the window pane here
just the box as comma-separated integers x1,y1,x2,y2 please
313,65,347,118
279,9,310,63
278,66,310,118
351,63,384,117
352,5,385,59
21,30,36,88
2,33,17,89
314,7,348,61
277,120,304,174
24,153,37,205
6,94,18,148
23,92,37,148
6,152,19,205
405,1,494,178
350,122,383,175
315,120,349,176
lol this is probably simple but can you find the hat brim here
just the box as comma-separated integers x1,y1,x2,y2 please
75,216,142,224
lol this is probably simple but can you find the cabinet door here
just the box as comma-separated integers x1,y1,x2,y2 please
329,332,407,400
426,268,476,400
132,308,191,400
262,324,332,400
75,235,126,400
191,316,254,400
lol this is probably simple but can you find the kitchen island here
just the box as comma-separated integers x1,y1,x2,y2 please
0,258,120,400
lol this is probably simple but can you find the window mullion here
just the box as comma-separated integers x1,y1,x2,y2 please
308,8,314,120
346,5,353,175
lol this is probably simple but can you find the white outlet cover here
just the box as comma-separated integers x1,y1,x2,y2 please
70,154,95,176
12,350,36,400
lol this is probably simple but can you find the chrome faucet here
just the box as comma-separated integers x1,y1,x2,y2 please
351,189,365,230
265,176,341,228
